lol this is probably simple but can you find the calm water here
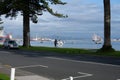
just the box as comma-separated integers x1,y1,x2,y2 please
16,29,120,51
29,39,120,51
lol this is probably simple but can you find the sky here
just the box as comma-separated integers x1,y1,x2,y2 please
1,0,120,39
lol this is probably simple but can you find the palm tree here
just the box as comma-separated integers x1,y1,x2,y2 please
100,0,114,52
0,0,67,48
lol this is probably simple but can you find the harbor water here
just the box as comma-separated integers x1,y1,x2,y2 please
29,39,120,51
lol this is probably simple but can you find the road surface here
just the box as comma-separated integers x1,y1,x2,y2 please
0,49,120,80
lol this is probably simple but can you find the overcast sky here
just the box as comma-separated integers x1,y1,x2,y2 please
1,0,120,39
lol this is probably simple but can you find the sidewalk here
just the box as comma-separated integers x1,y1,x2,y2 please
0,63,50,80
16,75,50,80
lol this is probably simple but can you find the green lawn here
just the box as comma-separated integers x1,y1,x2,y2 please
1,44,120,57
20,46,120,57
0,73,10,80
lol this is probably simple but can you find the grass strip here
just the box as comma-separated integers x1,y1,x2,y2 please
20,46,120,57
0,73,10,80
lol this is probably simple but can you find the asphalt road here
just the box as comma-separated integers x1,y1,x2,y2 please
0,49,120,80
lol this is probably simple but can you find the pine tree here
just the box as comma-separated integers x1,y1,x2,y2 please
0,0,67,47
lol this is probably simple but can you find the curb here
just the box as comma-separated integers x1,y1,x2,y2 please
16,75,50,80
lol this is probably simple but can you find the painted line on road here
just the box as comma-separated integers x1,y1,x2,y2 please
15,64,48,69
0,64,12,68
77,72,93,78
0,63,3,68
62,72,93,80
0,51,11,54
0,66,2,68
45,57,120,67
4,64,12,68
73,72,92,79
117,79,120,80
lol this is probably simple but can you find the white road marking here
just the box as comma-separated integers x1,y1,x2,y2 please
0,51,11,53
0,66,2,68
62,72,93,80
0,64,12,68
77,72,93,78
45,57,120,67
0,63,3,68
15,64,48,69
117,79,120,80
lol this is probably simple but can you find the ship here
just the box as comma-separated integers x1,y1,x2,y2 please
0,20,12,44
92,33,103,44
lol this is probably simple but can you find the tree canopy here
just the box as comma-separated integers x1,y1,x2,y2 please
0,0,67,22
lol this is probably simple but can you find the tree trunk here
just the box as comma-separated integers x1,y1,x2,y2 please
23,11,30,47
22,0,31,48
100,0,114,51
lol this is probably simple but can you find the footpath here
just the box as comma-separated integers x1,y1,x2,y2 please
0,63,50,80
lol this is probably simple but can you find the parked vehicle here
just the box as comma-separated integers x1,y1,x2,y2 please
3,39,19,49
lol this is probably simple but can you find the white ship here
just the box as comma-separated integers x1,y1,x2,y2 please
92,33,103,44
0,20,12,44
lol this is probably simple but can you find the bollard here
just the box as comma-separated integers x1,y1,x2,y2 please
70,76,73,80
10,68,15,80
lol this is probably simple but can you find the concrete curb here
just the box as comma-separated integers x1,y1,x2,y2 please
16,75,50,80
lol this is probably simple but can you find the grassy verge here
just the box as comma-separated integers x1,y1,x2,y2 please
20,46,93,54
0,44,120,57
20,46,120,57
0,73,10,80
